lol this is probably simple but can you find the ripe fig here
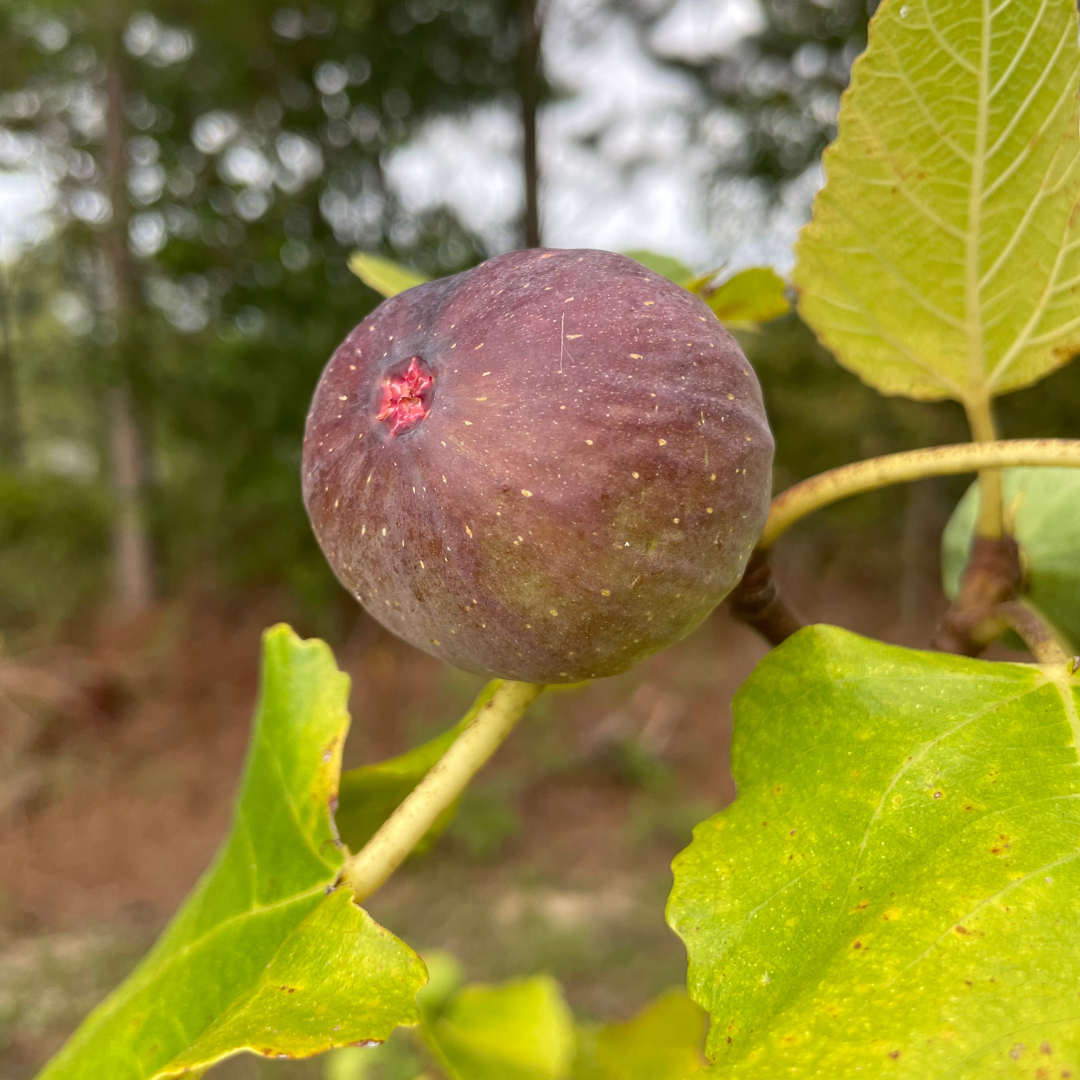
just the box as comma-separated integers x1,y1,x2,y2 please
303,248,773,683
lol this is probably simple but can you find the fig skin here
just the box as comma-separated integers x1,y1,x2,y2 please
303,248,773,683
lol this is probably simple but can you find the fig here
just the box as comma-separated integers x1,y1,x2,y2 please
303,248,773,683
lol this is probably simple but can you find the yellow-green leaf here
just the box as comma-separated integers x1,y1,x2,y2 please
348,253,429,298
622,250,696,287
575,990,707,1080
668,625,1080,1076
703,268,789,327
422,976,575,1080
794,0,1080,401
38,626,426,1080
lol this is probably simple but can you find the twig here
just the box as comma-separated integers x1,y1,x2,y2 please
989,601,1071,666
727,550,805,646
931,535,1021,656
337,680,543,901
760,439,1080,550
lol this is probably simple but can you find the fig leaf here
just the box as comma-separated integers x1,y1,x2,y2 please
622,250,696,287
942,467,1080,650
349,252,429,298
38,626,426,1080
703,268,789,327
669,626,1080,1075
421,975,575,1080
793,0,1080,402
574,989,707,1080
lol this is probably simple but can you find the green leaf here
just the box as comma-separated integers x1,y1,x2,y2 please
422,975,575,1080
943,467,1080,649
622,250,695,287
793,0,1080,402
336,683,501,854
702,269,789,327
574,990,707,1080
348,253,430,298
39,625,426,1080
668,625,1080,1076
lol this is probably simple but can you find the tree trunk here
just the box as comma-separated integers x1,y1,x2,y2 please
520,0,543,248
102,51,154,613
0,264,24,470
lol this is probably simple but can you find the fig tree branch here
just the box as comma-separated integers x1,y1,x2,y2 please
337,680,543,901
727,550,805,646
760,439,1080,550
990,601,1071,666
930,534,1021,656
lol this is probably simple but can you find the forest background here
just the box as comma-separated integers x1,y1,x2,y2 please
1,0,1078,1077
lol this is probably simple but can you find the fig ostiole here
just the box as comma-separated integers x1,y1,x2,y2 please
303,247,774,683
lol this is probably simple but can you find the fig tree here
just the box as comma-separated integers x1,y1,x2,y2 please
303,248,773,682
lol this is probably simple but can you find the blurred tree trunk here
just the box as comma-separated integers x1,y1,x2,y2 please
520,0,544,248
0,264,24,470
102,47,155,613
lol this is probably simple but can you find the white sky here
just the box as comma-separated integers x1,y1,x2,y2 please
0,0,820,273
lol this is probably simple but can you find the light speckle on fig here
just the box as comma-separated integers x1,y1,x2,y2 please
302,247,773,683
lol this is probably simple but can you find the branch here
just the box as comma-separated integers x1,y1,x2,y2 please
761,439,1080,550
727,549,805,646
337,680,543,901
991,601,1071,666
931,534,1022,656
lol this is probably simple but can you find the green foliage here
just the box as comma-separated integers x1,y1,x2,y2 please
422,974,576,1080
702,269,789,327
39,626,425,1080
0,0,527,621
335,685,500,853
623,252,790,326
621,251,696,288
668,625,1080,1075
349,254,431,299
943,468,1080,648
794,0,1080,402
574,990,706,1080
0,472,108,640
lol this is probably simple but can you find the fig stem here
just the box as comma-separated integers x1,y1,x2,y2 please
963,396,1005,541
760,439,1080,550
988,601,1071,666
336,679,543,901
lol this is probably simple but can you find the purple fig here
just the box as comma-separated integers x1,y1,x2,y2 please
303,248,773,683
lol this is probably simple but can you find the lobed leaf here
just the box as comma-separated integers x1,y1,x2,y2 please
793,0,1080,402
668,625,1080,1076
943,467,1080,649
348,253,430,298
38,626,426,1080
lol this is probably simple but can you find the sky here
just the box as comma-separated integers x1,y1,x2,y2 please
385,0,821,274
0,0,821,272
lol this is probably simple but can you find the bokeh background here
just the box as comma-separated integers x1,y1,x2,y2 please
1,0,1079,1076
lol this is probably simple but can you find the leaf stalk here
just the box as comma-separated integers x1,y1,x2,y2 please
337,680,543,901
989,601,1071,666
963,395,1005,540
